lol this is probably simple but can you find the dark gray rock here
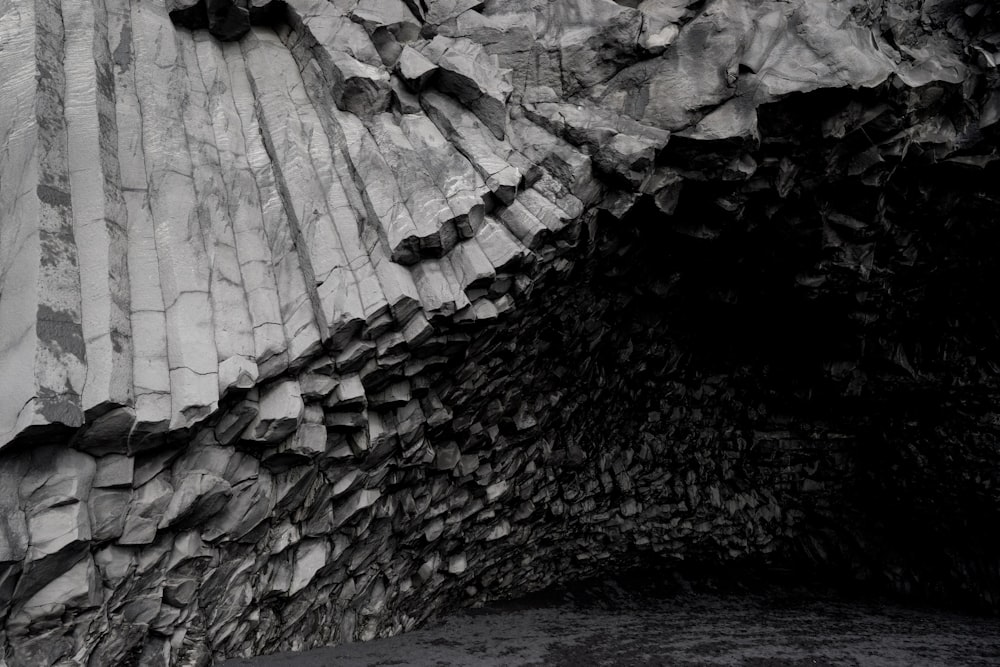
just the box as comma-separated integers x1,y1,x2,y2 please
168,0,278,41
1,1,998,664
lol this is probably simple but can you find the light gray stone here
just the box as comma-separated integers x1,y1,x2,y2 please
397,45,438,90
242,380,304,443
0,0,87,449
422,36,513,139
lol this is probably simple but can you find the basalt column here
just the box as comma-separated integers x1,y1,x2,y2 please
0,1,997,665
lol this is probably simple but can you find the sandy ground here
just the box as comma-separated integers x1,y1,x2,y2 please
220,583,1000,666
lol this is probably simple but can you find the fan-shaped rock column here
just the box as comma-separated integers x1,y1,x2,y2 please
0,0,997,665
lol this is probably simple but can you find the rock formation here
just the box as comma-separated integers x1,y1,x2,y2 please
0,0,997,664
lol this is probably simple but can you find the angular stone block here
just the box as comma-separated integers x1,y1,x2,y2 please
242,380,304,443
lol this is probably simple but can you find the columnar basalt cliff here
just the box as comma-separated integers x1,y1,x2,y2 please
0,0,997,664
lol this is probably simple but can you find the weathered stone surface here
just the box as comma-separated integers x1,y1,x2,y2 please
132,0,221,429
0,0,87,448
159,471,233,528
108,0,172,442
286,0,382,65
15,448,96,605
181,29,261,397
351,0,421,44
422,90,523,205
222,39,324,366
194,31,290,380
119,474,173,546
421,35,513,139
73,406,136,455
8,555,100,635
286,0,391,117
242,379,304,443
65,0,133,419
0,0,998,664
93,453,134,488
88,488,130,542
397,45,438,90
400,112,487,237
389,74,422,114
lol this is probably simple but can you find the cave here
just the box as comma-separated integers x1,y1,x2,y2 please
0,0,998,665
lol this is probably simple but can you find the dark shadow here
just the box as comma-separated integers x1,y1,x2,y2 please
169,0,288,41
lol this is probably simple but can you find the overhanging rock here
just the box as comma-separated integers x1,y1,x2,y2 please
0,0,998,664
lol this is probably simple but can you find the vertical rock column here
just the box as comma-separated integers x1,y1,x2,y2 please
178,30,260,396
0,0,87,448
242,28,364,349
131,0,220,429
222,40,324,367
64,0,133,420
108,0,172,447
192,32,291,381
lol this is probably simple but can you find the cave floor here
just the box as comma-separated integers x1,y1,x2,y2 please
221,583,1000,667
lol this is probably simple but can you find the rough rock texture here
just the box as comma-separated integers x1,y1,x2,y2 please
0,0,998,664
220,581,1000,667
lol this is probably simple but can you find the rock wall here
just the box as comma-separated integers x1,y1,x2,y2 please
0,0,997,664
